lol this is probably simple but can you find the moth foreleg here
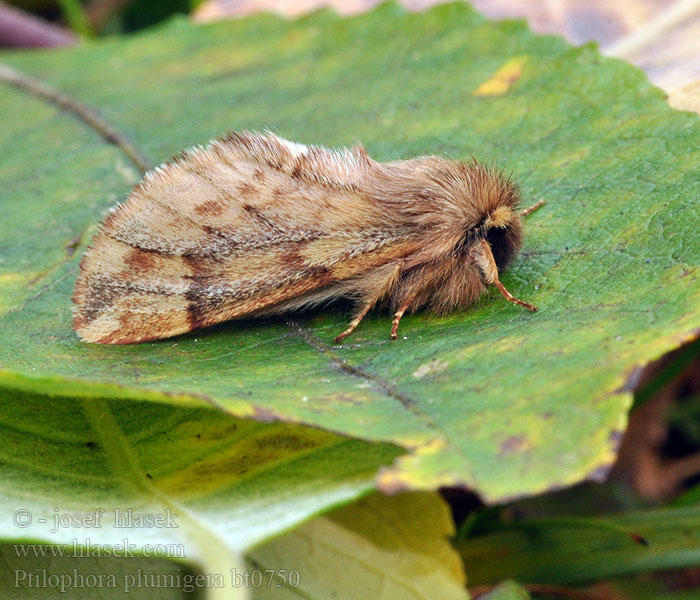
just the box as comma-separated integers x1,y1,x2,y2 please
334,261,403,343
473,238,538,312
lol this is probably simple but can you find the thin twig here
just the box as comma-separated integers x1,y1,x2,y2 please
604,0,700,58
0,0,77,47
0,62,151,175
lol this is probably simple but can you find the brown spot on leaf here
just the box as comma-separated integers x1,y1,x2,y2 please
251,405,281,423
609,429,624,448
587,461,614,482
500,435,528,454
194,423,238,442
65,234,82,257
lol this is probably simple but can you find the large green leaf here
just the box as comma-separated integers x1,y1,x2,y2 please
1,2,699,503
0,389,462,599
0,388,398,588
458,505,700,585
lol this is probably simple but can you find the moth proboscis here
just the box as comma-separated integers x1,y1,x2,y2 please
72,131,544,345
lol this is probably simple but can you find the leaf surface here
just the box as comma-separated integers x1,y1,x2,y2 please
0,2,699,501
0,389,398,560
459,505,700,585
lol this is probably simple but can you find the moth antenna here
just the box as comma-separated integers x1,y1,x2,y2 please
520,199,546,218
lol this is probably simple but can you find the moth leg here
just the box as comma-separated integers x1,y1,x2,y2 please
334,261,404,343
334,302,374,343
520,199,546,218
390,295,416,340
493,280,537,312
473,238,538,312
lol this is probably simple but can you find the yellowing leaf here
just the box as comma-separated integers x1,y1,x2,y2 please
249,492,467,600
473,56,528,96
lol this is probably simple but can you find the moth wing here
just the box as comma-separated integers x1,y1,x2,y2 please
72,131,413,344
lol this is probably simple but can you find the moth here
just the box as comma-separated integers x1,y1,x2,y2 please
72,131,543,345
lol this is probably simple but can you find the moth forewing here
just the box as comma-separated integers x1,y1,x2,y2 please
72,131,541,344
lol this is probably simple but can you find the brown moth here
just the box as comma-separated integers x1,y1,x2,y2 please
72,131,544,345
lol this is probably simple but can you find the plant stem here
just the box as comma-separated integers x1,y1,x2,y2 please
58,0,95,38
604,0,700,58
0,1,77,47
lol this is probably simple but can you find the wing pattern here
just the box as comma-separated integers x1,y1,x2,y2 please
72,132,414,343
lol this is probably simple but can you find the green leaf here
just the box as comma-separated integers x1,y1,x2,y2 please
1,2,699,502
457,505,700,585
477,581,531,600
57,0,95,38
0,547,199,599
248,491,468,600
614,578,700,600
0,388,399,583
672,478,700,506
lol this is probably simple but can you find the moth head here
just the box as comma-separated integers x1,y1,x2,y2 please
452,163,524,273
479,204,523,273
385,156,524,272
